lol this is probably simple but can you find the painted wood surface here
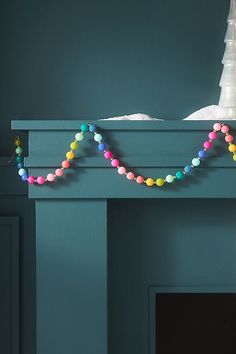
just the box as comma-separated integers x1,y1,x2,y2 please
36,200,107,354
11,120,236,354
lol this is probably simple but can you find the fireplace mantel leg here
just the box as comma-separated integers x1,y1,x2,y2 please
35,199,107,354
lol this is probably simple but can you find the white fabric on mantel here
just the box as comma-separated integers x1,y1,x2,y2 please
100,113,161,120
184,105,236,120
99,105,236,121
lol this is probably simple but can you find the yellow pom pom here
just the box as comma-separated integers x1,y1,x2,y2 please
70,141,78,150
233,154,236,161
66,151,75,160
14,138,21,146
146,178,154,187
156,178,165,187
229,144,236,153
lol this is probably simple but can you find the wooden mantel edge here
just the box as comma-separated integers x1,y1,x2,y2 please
11,120,236,131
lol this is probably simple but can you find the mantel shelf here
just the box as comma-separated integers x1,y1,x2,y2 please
11,120,236,199
11,119,236,131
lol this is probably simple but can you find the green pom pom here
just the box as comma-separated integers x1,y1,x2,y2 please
15,147,23,155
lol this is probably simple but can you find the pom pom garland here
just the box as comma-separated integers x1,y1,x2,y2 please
14,123,236,188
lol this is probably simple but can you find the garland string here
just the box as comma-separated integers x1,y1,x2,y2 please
13,122,236,188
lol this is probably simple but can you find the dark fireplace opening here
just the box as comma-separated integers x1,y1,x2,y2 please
156,293,236,354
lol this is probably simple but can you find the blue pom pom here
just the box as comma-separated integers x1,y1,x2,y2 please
21,174,28,181
98,143,106,151
184,165,192,174
89,124,97,133
17,162,23,169
198,150,207,158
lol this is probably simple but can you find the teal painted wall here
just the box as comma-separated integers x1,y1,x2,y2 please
0,1,232,354
0,0,228,154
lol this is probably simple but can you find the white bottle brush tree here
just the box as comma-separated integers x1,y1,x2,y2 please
219,0,236,118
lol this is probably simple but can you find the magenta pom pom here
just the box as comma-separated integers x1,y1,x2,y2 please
55,168,63,176
37,176,45,185
118,166,126,175
127,172,135,180
104,151,113,159
225,135,233,143
62,160,70,169
208,131,217,140
221,125,229,134
204,141,212,149
111,159,120,167
28,176,35,184
47,173,55,182
136,176,144,184
213,123,222,131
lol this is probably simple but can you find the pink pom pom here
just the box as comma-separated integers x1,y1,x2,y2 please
208,131,217,140
221,125,229,134
127,172,135,180
213,123,222,131
118,166,126,175
37,176,45,185
111,159,120,167
104,151,113,159
225,135,233,143
62,160,70,168
204,141,212,149
136,175,144,184
55,168,63,176
27,176,35,184
47,173,55,182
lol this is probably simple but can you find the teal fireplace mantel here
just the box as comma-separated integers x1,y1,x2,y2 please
11,120,236,354
11,120,236,199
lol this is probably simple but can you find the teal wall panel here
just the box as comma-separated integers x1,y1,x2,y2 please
0,217,20,354
36,199,107,354
108,199,236,354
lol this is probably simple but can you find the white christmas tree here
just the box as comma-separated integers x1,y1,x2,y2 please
219,0,236,118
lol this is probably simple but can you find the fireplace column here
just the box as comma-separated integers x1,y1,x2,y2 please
36,199,107,354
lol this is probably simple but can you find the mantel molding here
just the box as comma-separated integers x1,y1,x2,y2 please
11,120,236,199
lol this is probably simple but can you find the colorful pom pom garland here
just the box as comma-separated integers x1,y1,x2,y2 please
13,122,236,187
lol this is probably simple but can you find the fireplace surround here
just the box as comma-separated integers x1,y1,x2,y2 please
11,120,236,354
